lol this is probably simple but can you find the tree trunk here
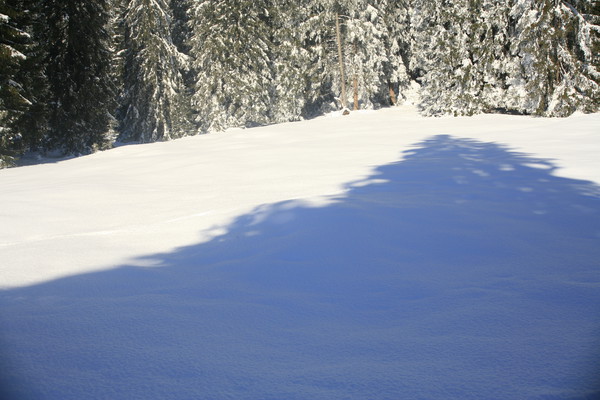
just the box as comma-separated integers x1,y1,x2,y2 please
353,75,359,110
335,12,347,110
353,41,359,110
389,82,397,105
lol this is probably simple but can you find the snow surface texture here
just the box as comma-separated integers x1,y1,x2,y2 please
1,107,599,399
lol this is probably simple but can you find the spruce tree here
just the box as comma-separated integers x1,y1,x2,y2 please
16,0,48,154
416,0,508,116
117,0,191,143
381,0,411,105
297,0,339,115
505,0,599,116
0,0,29,166
188,0,275,132
417,0,484,116
0,0,47,166
462,0,512,113
298,0,411,112
40,0,116,155
407,0,437,85
344,0,391,109
270,0,312,123
170,0,191,54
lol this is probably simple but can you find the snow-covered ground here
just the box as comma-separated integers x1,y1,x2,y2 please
1,106,599,399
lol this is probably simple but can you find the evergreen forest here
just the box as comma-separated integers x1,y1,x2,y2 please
1,0,599,168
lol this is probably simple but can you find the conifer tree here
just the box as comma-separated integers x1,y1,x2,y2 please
406,0,436,84
299,0,411,112
270,0,312,122
111,0,127,104
18,0,48,153
505,0,599,116
381,0,411,105
40,0,116,155
0,0,29,166
170,0,191,54
118,0,191,143
189,0,275,132
299,0,349,115
417,0,484,116
0,0,46,166
589,1,600,70
344,0,390,109
462,0,512,113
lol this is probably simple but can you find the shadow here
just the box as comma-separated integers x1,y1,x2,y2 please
2,135,600,400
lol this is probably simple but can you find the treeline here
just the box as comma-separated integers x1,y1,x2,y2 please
1,0,599,168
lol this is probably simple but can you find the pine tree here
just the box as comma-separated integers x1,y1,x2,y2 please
505,0,599,116
470,0,513,112
270,0,312,123
40,0,116,155
16,0,48,153
0,0,29,167
296,0,410,113
111,0,127,109
406,0,436,85
188,0,275,132
381,0,411,105
589,1,600,71
0,0,46,166
555,0,600,113
117,0,191,143
417,0,484,116
170,0,191,54
296,0,339,115
344,0,391,109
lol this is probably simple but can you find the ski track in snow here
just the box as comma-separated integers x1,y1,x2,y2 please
1,107,600,400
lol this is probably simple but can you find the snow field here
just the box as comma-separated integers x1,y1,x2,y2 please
1,106,599,399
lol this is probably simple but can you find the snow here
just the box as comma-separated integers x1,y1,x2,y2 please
1,106,599,399
1,44,26,60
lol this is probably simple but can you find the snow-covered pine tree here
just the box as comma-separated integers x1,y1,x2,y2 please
170,0,191,54
188,0,275,132
417,0,487,116
296,0,339,115
41,0,114,153
344,0,391,109
505,0,599,116
111,0,126,108
470,0,513,112
417,0,510,116
40,0,116,155
12,0,48,152
588,1,600,71
0,0,47,166
269,0,312,123
408,0,467,113
406,0,436,86
0,0,30,167
297,0,412,113
552,0,600,113
381,0,411,105
117,0,191,143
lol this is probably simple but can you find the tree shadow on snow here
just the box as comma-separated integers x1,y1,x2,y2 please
2,135,600,400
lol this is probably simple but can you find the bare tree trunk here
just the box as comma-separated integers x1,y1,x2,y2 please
353,42,359,110
389,82,397,105
335,12,347,110
353,76,359,110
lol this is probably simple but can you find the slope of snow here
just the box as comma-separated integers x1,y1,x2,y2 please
1,107,599,399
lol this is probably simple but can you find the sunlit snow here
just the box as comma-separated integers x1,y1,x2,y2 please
1,106,599,399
